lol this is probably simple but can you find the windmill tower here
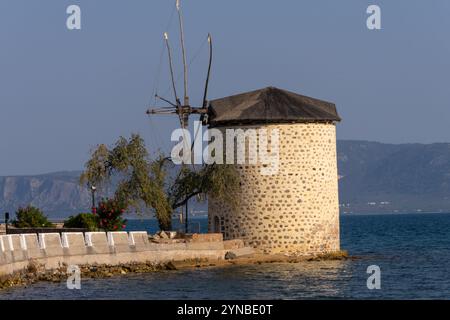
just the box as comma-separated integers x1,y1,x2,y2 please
206,87,342,255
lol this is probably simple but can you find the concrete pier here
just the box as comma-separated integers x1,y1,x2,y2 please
0,231,250,277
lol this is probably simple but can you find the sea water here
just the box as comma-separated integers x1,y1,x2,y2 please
1,213,450,299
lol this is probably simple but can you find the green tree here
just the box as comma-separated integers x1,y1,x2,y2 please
63,213,99,231
80,133,240,231
12,206,54,228
80,134,173,230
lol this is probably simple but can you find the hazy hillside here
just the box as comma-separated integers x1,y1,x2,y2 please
0,171,89,218
337,140,450,213
1,140,450,218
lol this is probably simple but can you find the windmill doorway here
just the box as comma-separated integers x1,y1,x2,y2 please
213,216,220,233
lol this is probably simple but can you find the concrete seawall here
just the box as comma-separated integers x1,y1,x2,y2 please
0,232,235,276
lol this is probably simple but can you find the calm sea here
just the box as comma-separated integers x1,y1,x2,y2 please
1,213,450,299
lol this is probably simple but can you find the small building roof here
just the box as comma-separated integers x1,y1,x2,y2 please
208,86,341,127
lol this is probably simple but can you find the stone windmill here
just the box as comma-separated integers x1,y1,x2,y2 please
206,87,342,255
147,1,342,255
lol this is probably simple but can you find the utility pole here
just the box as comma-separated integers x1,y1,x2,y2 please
4,212,9,235
91,185,97,214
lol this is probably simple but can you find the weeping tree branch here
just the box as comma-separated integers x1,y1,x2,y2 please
80,134,241,231
80,134,174,230
169,163,241,210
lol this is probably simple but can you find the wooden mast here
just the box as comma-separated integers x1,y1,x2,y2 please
146,0,212,233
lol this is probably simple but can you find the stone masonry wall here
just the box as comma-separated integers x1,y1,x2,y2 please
208,122,340,255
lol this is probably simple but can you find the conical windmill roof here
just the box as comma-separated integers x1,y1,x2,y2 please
208,86,341,127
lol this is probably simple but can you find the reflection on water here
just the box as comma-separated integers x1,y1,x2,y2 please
1,213,450,299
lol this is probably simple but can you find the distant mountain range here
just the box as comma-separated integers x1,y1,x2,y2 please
0,171,90,219
1,140,450,218
338,140,450,214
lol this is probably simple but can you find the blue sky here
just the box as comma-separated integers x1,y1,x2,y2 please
0,0,449,175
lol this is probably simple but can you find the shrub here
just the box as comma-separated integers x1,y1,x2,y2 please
12,206,54,228
63,213,98,231
96,198,127,231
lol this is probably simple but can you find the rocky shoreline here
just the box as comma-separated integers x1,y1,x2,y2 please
0,260,178,290
0,250,350,291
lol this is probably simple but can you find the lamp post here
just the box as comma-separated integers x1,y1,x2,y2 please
4,212,9,234
91,186,97,214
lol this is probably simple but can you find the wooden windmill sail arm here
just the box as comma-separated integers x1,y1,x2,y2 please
155,94,177,107
190,107,208,114
164,32,180,105
147,106,207,115
146,107,177,115
177,0,189,106
202,34,213,108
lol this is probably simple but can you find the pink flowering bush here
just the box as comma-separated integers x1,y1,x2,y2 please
96,198,127,231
